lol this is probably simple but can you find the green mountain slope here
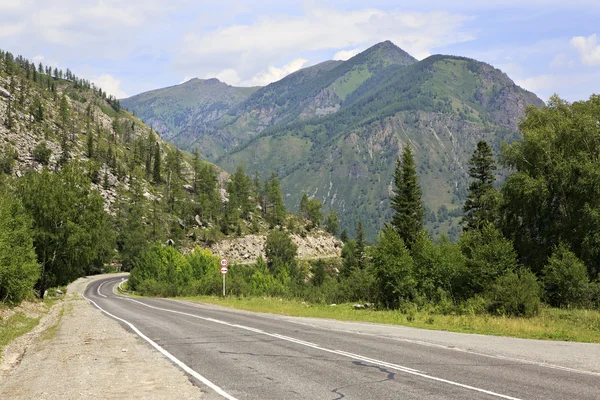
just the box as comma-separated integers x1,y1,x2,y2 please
186,41,417,161
217,54,544,241
121,78,260,149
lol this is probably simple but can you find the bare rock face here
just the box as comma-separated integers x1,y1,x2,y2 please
208,230,342,263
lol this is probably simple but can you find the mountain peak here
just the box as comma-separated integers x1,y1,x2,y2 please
350,40,417,67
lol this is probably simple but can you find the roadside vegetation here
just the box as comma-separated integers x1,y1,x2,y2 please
2,47,600,344
129,96,600,342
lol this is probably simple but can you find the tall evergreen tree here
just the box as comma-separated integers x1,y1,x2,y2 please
355,220,366,269
265,172,286,227
391,145,424,249
152,142,161,184
463,141,498,231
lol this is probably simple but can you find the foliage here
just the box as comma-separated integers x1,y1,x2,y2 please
264,228,298,275
33,141,52,166
463,141,499,231
18,163,114,297
542,243,590,308
411,231,464,302
391,146,424,249
0,192,40,304
324,211,339,236
501,95,600,277
459,224,518,298
486,270,541,317
371,226,416,309
129,245,191,296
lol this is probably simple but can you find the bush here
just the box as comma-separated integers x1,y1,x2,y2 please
265,228,298,274
459,224,518,297
0,193,40,304
129,245,191,295
371,226,417,309
486,270,541,317
33,142,52,166
542,243,590,308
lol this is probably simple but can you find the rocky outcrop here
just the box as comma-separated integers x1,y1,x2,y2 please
208,230,342,263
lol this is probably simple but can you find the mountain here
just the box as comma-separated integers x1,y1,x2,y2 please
121,41,543,240
121,78,260,151
217,53,544,240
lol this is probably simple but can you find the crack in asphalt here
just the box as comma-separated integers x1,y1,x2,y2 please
330,361,397,399
218,350,336,362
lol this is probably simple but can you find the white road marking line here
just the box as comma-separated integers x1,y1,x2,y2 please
96,281,107,298
285,319,600,377
83,283,238,400
119,296,523,400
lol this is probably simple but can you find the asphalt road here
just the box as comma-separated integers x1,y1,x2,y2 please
84,276,600,400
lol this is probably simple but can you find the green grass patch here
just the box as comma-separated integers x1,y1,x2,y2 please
0,313,41,360
178,296,600,343
39,305,65,342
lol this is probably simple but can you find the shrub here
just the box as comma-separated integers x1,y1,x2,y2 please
129,245,191,295
0,193,40,304
542,243,590,308
459,224,518,297
486,270,541,317
33,142,52,166
264,228,298,274
371,226,417,309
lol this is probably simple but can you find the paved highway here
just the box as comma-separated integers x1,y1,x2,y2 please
84,276,599,400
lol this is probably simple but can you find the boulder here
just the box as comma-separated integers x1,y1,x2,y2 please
0,87,10,99
183,184,194,193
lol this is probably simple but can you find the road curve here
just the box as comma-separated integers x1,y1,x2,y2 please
84,276,600,400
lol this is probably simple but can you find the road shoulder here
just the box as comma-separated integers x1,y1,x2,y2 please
0,274,205,400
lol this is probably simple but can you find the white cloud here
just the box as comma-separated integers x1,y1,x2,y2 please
549,53,575,69
0,23,25,38
516,71,600,102
91,74,128,99
177,8,474,85
179,76,195,84
333,48,362,61
571,34,600,66
32,55,45,63
243,58,309,86
213,69,242,86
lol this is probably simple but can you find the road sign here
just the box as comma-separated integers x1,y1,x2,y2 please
220,267,228,274
220,258,228,267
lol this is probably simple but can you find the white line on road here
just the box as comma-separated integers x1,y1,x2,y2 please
83,282,238,400
96,282,107,298
119,296,523,400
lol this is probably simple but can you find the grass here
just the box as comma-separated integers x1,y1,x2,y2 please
0,313,41,360
178,296,600,343
39,304,65,342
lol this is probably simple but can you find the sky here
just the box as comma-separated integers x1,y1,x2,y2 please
1,0,599,102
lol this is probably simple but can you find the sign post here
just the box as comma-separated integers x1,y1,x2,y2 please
220,258,229,296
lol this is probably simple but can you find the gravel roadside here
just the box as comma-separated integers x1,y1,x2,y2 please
0,274,207,400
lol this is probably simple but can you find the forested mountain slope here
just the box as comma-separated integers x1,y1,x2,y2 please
218,54,544,240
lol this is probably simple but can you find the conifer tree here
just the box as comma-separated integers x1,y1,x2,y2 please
463,141,498,231
391,145,424,249
265,172,286,227
355,220,366,269
152,142,161,183
87,128,94,158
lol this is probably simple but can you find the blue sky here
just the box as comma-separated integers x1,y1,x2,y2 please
1,0,599,102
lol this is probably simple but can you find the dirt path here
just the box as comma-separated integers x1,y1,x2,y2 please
0,274,206,399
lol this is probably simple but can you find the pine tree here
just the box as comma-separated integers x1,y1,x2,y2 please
265,172,286,227
391,145,424,249
152,142,161,184
463,141,498,231
355,221,366,269
325,211,339,236
87,128,94,158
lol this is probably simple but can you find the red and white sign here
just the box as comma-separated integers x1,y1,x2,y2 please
220,258,228,267
220,267,228,274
